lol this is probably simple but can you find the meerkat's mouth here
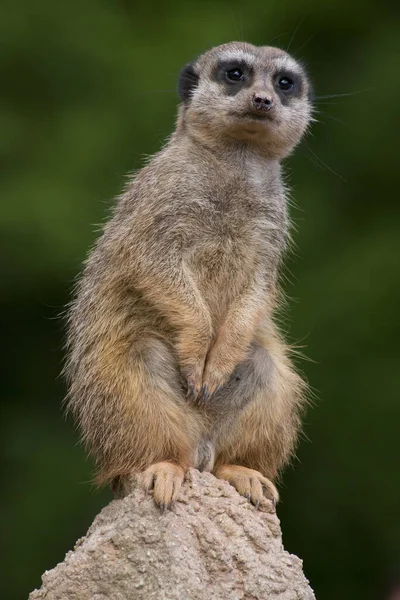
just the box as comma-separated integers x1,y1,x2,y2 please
231,111,276,123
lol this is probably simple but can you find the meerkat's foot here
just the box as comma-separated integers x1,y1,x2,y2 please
139,461,185,510
214,464,279,508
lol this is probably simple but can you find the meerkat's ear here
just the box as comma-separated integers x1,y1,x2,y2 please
178,62,199,103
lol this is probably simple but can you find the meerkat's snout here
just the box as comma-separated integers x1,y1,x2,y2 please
252,93,274,112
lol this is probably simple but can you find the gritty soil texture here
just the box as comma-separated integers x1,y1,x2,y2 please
29,469,315,600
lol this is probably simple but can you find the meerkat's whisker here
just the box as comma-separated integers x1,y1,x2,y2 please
304,142,347,182
286,13,309,53
314,88,373,100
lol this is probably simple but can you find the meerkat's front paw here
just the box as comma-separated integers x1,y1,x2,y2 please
139,461,185,510
214,464,279,509
179,351,208,402
183,361,206,402
199,361,231,401
177,329,212,401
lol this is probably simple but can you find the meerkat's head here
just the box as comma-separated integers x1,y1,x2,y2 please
177,42,313,159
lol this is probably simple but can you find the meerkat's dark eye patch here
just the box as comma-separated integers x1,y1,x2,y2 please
274,70,303,103
178,62,199,104
293,58,313,102
212,60,253,95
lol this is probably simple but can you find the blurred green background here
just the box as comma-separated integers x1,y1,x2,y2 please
1,0,399,598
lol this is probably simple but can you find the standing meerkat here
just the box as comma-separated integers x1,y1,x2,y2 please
65,42,313,509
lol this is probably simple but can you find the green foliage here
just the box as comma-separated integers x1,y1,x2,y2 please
1,1,399,598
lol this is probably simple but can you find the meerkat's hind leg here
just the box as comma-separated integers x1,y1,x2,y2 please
214,464,279,508
139,461,185,510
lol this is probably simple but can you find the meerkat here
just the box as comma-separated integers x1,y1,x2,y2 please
65,42,313,509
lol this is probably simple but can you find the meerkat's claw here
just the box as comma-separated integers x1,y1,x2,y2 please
200,384,209,402
185,379,196,400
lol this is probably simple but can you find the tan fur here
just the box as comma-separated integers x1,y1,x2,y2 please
214,465,279,506
64,42,312,508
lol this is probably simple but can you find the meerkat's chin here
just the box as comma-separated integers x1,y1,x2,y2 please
227,113,283,141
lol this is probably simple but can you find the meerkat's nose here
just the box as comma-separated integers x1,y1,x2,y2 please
252,93,274,111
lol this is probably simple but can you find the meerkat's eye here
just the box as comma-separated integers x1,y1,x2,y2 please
278,77,294,91
226,68,245,83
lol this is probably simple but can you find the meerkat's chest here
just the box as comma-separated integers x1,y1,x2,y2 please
185,188,287,285
188,184,286,254
184,199,283,321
